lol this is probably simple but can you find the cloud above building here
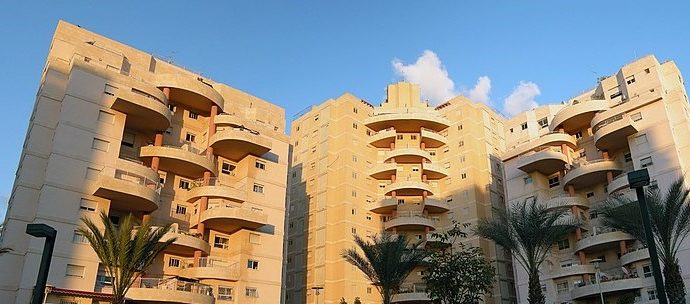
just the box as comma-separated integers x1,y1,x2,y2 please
502,81,541,116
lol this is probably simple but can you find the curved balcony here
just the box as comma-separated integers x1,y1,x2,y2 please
209,128,272,161
384,213,435,231
156,73,224,114
621,248,650,266
421,128,448,148
368,163,398,179
179,257,239,281
543,195,589,211
111,85,171,131
184,178,247,203
160,227,210,256
549,264,596,279
384,180,433,196
422,163,448,179
550,99,608,132
423,198,450,213
563,160,623,190
593,115,639,151
517,149,568,175
607,174,630,194
127,277,214,304
503,132,576,161
392,284,429,303
365,110,451,132
384,148,432,163
139,144,216,178
94,159,160,212
571,277,648,300
193,204,268,234
368,128,397,148
575,229,635,252
367,198,399,214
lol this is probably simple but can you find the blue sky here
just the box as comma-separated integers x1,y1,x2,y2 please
1,1,690,218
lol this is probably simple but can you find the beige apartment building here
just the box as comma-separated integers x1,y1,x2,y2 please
0,21,288,304
502,55,690,303
285,83,516,304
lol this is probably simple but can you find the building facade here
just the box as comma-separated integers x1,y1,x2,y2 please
0,21,288,304
285,83,516,304
502,55,690,303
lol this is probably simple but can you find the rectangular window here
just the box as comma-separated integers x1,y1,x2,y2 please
214,236,229,249
247,259,259,270
643,264,653,278
66,264,85,278
461,173,467,179
185,132,196,143
521,122,528,130
168,258,181,268
72,230,88,244
524,176,533,184
548,176,560,188
412,167,419,172
626,75,636,85
255,161,266,170
397,135,403,140
179,179,191,190
640,156,653,168
175,205,187,215
92,138,110,152
586,192,594,198
556,281,569,294
253,184,264,193
221,162,235,175
246,287,259,298
168,104,177,112
188,111,199,119
635,134,648,145
557,239,570,250
537,117,548,129
249,233,261,245
624,153,632,162
648,289,657,300
121,132,135,148
411,135,417,140
79,199,97,212
575,131,583,139
397,199,405,205
631,112,642,121
459,141,464,147
610,91,622,99
218,286,234,301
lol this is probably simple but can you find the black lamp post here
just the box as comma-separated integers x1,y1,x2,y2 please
627,169,667,304
311,286,324,304
26,223,57,304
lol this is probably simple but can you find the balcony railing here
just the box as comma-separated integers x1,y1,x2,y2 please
131,277,213,296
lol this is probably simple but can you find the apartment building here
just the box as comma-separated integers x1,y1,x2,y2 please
0,21,288,304
502,55,690,304
285,83,516,304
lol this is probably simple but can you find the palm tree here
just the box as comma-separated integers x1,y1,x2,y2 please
78,212,176,304
596,177,690,304
342,233,427,304
475,200,577,304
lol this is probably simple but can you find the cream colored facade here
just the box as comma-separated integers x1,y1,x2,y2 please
0,21,288,304
503,55,690,304
286,83,516,304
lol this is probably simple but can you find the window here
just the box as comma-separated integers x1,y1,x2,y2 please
214,236,229,249
524,176,533,185
411,135,417,140
352,172,357,179
586,192,594,198
537,117,548,129
610,91,622,99
575,131,583,139
73,230,88,244
79,199,97,212
521,122,528,130
412,167,419,172
92,138,110,152
557,239,570,250
351,190,357,197
635,134,648,145
352,155,357,162
461,173,467,179
121,132,135,148
643,264,653,278
366,214,372,220
579,151,586,158
218,286,234,301
179,179,191,190
245,287,259,298
253,184,264,193
249,233,261,245
222,162,235,175
459,140,464,147
352,123,358,129
624,153,632,162
556,281,569,294
353,107,358,113
185,132,196,142
397,135,403,140
631,112,642,121
351,227,357,234
367,287,372,294
66,264,85,278
165,127,172,135
509,128,514,133
548,176,560,188
188,111,199,119
626,75,636,85
247,259,259,270
175,205,187,215
596,255,606,262
168,103,177,112
640,156,653,168
648,289,657,300
397,199,405,205
255,161,266,170
429,151,436,156
168,258,181,268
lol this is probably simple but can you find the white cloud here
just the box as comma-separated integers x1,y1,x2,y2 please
503,81,541,116
392,50,458,104
466,76,491,104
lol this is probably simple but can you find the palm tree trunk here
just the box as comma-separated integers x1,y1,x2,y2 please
382,287,392,304
527,269,545,304
663,261,686,304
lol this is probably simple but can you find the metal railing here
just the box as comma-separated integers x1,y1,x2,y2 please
592,113,627,133
110,168,161,194
131,277,213,296
397,283,427,294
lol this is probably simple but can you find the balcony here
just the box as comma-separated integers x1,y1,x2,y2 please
384,212,436,231
192,204,268,234
420,128,448,148
384,180,434,196
94,158,160,212
593,114,639,152
516,148,568,175
139,144,216,178
550,99,608,133
392,284,430,303
110,84,172,131
621,247,650,266
571,276,649,300
503,132,576,161
423,197,450,213
563,159,623,190
365,109,451,132
208,128,272,161
422,162,448,179
127,277,214,304
548,264,596,279
184,178,247,203
179,257,240,281
368,128,397,148
575,228,635,252
607,173,630,194
543,195,589,211
367,198,399,214
368,163,398,179
384,148,432,163
155,73,224,114
159,225,210,256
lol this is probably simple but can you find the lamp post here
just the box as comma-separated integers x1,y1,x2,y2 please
312,286,324,304
26,223,57,304
590,258,605,304
627,169,668,304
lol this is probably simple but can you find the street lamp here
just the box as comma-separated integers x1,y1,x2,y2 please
628,169,668,304
311,286,324,304
26,223,57,304
590,258,605,304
